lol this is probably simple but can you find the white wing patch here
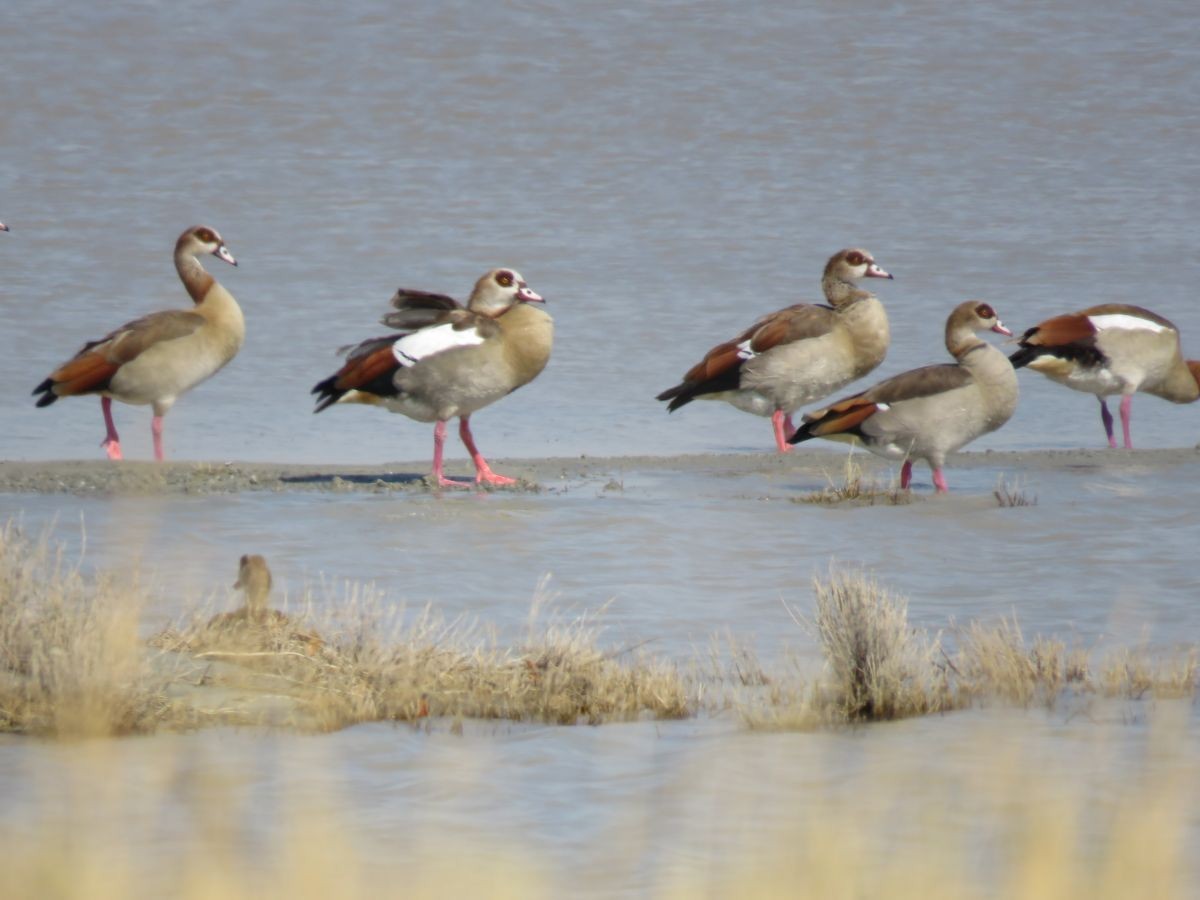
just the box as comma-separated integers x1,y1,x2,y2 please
736,339,757,360
1088,314,1171,334
875,402,891,411
392,323,485,367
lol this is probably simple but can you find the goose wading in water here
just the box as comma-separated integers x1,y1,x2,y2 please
311,268,552,488
1009,304,1200,449
656,248,894,452
33,225,243,461
789,300,1019,493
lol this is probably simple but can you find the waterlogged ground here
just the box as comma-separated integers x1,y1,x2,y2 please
2,449,1200,891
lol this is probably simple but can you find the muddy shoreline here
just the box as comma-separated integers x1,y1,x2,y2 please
2,447,1199,495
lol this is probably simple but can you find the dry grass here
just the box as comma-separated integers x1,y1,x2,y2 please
155,576,692,730
1,522,1195,739
0,523,170,737
737,570,1197,729
995,475,1038,507
793,451,912,506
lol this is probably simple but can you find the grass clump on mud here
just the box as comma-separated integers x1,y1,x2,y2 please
2,520,1196,739
152,578,692,731
0,523,170,737
733,568,1198,730
793,453,912,506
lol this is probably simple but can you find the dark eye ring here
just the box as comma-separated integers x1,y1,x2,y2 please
976,303,995,319
496,272,513,287
846,251,863,266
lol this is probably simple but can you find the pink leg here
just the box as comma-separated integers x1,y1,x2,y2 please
459,416,517,486
1098,397,1117,448
1118,395,1133,449
932,468,949,494
151,415,165,462
900,460,913,489
771,410,794,454
430,420,471,488
100,397,123,460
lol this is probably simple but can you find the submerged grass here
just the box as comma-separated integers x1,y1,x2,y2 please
1,520,1196,738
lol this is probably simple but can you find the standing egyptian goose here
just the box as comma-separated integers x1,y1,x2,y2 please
311,268,553,488
32,226,243,461
1009,304,1200,449
656,248,894,452
790,301,1018,493
234,553,272,617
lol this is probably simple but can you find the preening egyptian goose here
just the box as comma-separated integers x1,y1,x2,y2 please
32,226,243,461
656,248,893,452
311,268,553,488
790,301,1018,493
1009,304,1200,449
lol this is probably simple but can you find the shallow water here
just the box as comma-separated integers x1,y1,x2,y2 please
2,0,1200,892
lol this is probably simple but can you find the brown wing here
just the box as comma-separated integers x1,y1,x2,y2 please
800,392,879,437
381,288,464,331
312,335,399,412
861,363,973,405
37,310,204,400
793,364,973,444
746,304,837,353
1017,313,1096,349
658,304,837,410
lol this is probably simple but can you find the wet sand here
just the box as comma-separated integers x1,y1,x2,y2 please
1,447,1198,495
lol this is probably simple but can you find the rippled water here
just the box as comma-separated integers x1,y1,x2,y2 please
2,0,1200,891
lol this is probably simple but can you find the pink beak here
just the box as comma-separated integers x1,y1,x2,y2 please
992,321,1013,337
865,263,893,280
518,284,544,303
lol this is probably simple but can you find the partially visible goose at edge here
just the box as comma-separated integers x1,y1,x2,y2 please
1009,304,1200,449
311,268,553,488
790,301,1018,493
656,248,894,452
32,226,243,461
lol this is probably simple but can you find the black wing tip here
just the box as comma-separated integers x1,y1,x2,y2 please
33,379,58,407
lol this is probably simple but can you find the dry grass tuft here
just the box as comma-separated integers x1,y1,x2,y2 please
994,475,1038,507
155,577,692,730
793,452,912,506
806,568,950,721
0,523,169,737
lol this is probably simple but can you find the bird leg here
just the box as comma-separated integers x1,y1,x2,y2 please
151,415,165,462
1098,397,1117,449
459,416,517,486
430,420,471,488
771,410,795,454
932,467,949,494
100,397,123,460
1118,395,1133,449
900,459,913,489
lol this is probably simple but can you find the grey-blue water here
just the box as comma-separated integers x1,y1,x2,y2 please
2,1,1199,893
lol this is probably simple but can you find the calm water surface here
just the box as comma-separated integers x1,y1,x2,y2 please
2,0,1199,891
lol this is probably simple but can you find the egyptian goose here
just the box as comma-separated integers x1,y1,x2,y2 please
32,226,243,461
656,248,894,452
1009,304,1200,449
790,301,1018,493
311,268,553,488
234,553,272,617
